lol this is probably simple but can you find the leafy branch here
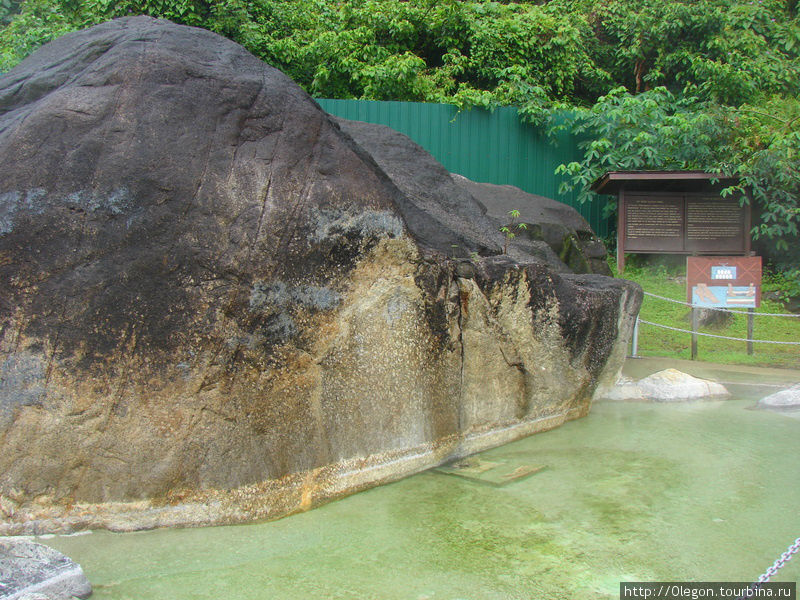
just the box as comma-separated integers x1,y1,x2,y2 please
500,209,528,255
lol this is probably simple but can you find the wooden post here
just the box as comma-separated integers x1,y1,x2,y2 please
631,316,639,358
747,308,754,355
691,307,698,360
617,188,625,273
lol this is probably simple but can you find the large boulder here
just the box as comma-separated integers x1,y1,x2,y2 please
0,16,641,532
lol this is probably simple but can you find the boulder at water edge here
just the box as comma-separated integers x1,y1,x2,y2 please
0,16,641,532
0,538,92,599
757,383,800,409
599,369,730,402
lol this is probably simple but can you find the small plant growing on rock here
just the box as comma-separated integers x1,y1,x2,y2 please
500,209,527,254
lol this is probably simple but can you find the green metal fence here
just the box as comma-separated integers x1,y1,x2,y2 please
316,98,611,238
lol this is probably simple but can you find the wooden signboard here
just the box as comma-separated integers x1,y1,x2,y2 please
622,193,748,255
590,171,750,271
687,256,762,309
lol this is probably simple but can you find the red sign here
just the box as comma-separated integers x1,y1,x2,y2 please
687,256,761,308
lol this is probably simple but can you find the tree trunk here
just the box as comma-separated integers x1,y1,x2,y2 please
634,59,645,94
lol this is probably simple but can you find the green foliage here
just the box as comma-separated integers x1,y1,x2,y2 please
0,0,73,71
500,209,527,255
585,0,800,104
555,88,800,293
0,0,798,290
0,0,22,26
722,97,800,246
2,0,798,111
555,87,729,208
78,0,212,27
763,268,798,302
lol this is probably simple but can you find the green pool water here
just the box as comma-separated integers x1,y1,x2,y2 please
44,397,800,600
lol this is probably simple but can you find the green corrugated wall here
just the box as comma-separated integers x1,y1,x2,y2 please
316,98,611,238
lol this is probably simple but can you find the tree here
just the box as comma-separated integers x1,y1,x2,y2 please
554,88,800,293
1,0,799,290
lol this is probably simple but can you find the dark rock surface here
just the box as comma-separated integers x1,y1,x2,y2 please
452,174,612,275
334,118,567,269
686,307,735,329
0,16,640,531
0,538,92,599
0,16,406,364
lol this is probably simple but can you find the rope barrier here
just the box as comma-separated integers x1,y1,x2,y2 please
642,291,800,318
638,319,800,345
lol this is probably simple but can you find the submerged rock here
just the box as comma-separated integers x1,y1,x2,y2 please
0,17,640,532
0,538,92,599
596,375,646,402
757,384,800,409
598,369,729,402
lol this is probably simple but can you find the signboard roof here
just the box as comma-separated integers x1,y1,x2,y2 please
591,170,738,195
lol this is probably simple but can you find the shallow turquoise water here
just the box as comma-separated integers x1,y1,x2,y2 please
46,399,800,599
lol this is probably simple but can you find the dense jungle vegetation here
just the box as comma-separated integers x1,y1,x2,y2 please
1,0,799,293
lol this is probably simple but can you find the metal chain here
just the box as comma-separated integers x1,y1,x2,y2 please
757,537,800,583
738,537,800,599
642,291,800,318
637,319,800,345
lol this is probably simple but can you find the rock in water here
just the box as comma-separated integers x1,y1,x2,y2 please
596,370,730,402
0,538,92,599
596,375,646,402
757,383,800,409
0,17,641,532
636,369,729,401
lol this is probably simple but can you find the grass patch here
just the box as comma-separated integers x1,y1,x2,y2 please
613,258,800,369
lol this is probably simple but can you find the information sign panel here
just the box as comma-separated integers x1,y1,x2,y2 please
687,256,761,308
622,194,747,254
624,195,684,252
685,197,747,253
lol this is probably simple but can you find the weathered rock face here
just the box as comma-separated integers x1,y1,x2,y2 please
452,174,613,275
333,117,567,270
0,17,641,532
